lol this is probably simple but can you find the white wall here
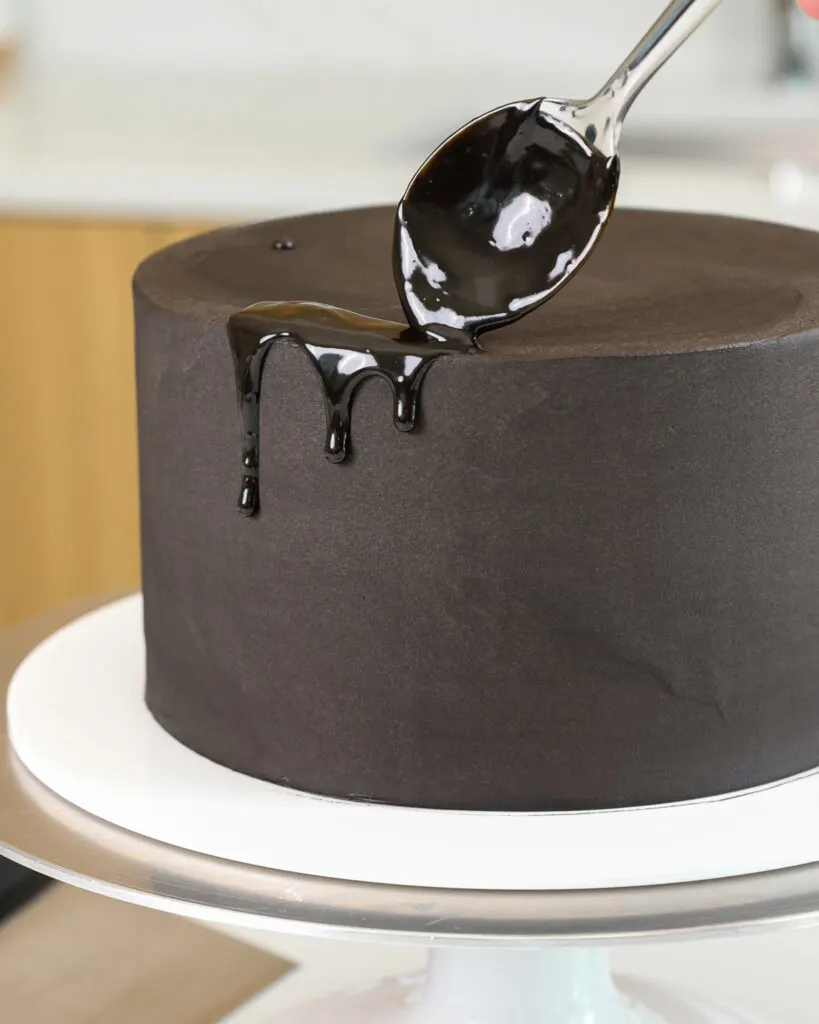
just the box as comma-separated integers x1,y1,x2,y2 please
0,0,14,40
18,0,773,94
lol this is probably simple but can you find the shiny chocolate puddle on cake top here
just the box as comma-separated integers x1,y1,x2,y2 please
228,101,618,515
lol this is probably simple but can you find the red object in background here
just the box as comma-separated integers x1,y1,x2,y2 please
799,0,819,18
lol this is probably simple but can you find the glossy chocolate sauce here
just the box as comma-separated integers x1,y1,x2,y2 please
228,302,468,515
229,100,618,515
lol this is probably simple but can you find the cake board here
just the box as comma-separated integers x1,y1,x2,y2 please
3,598,819,1022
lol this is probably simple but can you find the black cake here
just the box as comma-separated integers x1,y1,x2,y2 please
134,205,819,811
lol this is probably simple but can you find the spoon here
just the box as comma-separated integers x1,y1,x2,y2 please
394,0,724,345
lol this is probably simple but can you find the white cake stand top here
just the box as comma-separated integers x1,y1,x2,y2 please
2,594,819,947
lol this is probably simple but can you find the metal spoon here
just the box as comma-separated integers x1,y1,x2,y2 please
394,0,724,345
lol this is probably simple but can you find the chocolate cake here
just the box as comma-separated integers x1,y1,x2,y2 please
134,205,819,811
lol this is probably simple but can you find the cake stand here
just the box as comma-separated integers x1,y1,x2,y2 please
5,599,819,1023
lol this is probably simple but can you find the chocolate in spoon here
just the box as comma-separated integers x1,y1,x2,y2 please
395,0,724,344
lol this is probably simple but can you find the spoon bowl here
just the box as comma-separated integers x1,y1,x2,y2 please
394,0,724,346
395,100,619,343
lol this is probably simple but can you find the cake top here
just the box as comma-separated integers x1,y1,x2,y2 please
135,206,819,361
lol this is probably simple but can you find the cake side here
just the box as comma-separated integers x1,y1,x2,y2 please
135,207,819,810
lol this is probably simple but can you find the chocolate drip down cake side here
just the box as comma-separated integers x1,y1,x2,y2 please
134,205,819,812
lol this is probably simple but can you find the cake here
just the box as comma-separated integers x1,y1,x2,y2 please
134,204,819,811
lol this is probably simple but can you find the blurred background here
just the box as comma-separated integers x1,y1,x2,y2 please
3,0,819,630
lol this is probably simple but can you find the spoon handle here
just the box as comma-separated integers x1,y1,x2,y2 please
595,0,724,124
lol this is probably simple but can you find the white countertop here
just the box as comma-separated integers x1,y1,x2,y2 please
2,64,819,228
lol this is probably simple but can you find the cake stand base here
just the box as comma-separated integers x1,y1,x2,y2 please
255,949,758,1024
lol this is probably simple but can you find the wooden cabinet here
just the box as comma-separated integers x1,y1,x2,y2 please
0,218,216,628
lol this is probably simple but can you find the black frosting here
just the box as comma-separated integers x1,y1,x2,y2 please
135,207,819,810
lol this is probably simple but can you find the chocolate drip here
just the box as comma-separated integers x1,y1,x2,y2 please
228,301,468,515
